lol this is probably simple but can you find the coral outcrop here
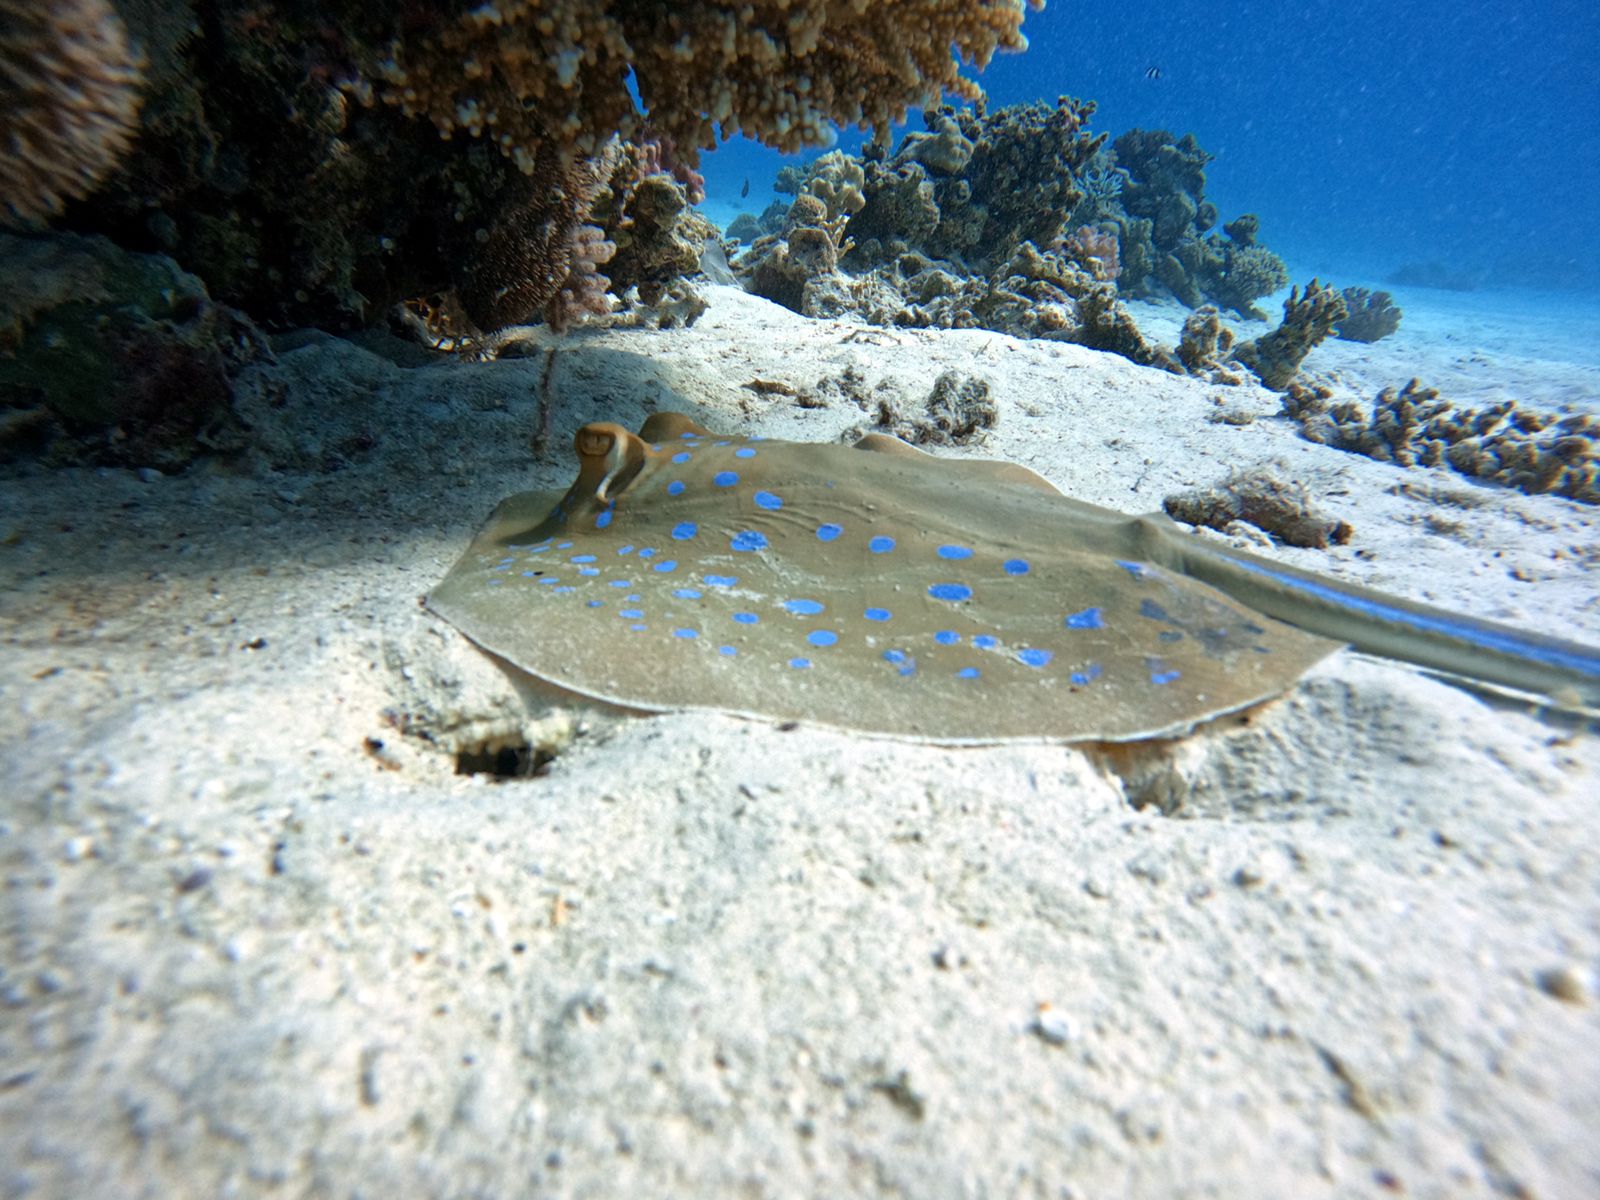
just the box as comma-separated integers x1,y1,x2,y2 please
0,231,265,468
34,0,1041,334
1283,379,1600,505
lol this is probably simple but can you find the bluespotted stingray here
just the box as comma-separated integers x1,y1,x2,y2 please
428,413,1600,743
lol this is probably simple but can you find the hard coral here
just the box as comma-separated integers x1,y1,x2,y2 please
0,0,144,225
1333,286,1402,343
381,0,1042,171
1284,379,1600,504
1233,280,1346,391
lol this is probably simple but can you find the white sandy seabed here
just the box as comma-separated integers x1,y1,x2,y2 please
2,282,1598,1199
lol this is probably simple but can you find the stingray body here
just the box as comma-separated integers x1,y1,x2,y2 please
429,414,1600,744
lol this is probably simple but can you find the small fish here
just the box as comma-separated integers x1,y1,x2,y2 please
740,177,750,198
1144,65,1161,80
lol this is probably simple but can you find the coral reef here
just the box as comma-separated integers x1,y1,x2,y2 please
0,0,144,226
39,0,1041,334
1283,379,1600,505
1333,287,1402,343
1233,280,1347,391
0,231,265,467
1164,468,1353,549
734,100,1188,372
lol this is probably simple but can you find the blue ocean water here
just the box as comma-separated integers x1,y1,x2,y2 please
699,0,1600,296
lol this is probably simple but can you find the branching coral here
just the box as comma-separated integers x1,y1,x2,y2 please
1283,379,1600,504
1233,280,1346,391
0,0,144,226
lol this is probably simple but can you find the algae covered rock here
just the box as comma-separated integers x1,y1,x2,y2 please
0,231,264,467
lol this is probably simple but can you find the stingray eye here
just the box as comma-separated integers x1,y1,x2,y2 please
576,428,616,458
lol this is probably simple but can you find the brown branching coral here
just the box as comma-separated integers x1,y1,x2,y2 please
453,140,618,331
0,0,144,226
1233,279,1346,391
379,0,1041,172
1283,379,1600,505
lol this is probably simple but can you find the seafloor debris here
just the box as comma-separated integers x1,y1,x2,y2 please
868,370,999,446
1333,287,1402,343
1283,379,1600,505
1164,468,1353,549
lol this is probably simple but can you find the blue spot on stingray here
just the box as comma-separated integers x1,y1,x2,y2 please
1115,560,1149,578
784,599,824,615
789,657,812,669
731,530,768,552
934,630,960,646
928,583,972,602
553,587,575,594
1151,669,1181,685
735,447,757,458
521,570,537,577
863,607,892,622
488,578,503,586
1003,559,1030,575
617,545,634,555
937,544,973,560
671,522,698,540
754,490,783,510
807,630,838,647
638,548,657,559
733,612,760,625
714,471,739,487
869,535,896,554
571,554,596,563
673,628,698,640
674,588,702,600
619,609,644,619
667,481,686,496
595,508,613,529
630,623,647,632
609,579,632,588
586,599,604,608
1140,598,1175,622
557,542,573,549
719,645,737,657
652,560,678,573
1065,607,1105,630
579,567,599,576
672,451,692,464
957,667,981,679
1070,663,1105,686
538,577,560,585
1017,648,1053,668
883,649,907,664
626,594,641,601
973,634,999,650
704,574,738,587
679,431,698,440
816,523,843,542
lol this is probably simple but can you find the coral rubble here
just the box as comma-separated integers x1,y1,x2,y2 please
1164,468,1353,549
